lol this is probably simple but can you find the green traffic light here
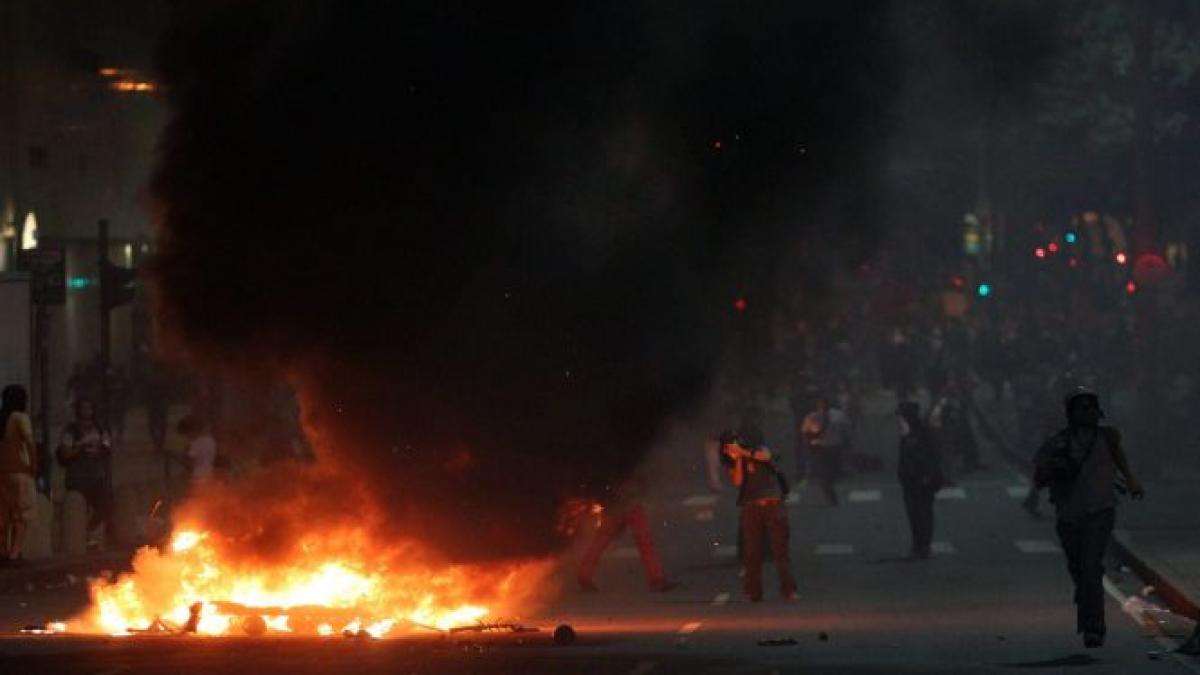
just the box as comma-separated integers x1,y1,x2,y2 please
977,283,992,298
1065,231,1078,244
67,276,93,290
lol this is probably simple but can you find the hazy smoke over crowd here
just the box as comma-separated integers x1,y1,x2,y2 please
149,1,893,561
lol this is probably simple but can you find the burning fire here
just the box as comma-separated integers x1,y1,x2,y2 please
70,525,548,637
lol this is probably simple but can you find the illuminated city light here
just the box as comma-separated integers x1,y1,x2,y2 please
109,80,157,93
1034,247,1046,259
1115,251,1128,265
1047,242,1059,253
1125,280,1137,295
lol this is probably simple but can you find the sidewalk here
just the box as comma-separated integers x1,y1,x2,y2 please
1109,478,1200,621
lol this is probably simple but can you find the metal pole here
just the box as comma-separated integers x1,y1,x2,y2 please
98,219,110,430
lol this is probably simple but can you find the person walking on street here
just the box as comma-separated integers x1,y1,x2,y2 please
896,401,942,560
0,385,37,567
178,416,218,486
721,432,797,602
577,477,678,593
57,398,114,551
801,397,851,505
1034,386,1144,649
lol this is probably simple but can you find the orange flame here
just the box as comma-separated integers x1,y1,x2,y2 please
71,525,549,637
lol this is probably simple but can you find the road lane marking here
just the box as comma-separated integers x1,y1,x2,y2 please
931,541,957,555
677,621,702,635
936,487,966,500
1006,485,1030,499
848,489,881,503
1103,577,1200,674
629,660,657,675
815,543,854,555
682,495,718,507
1014,539,1060,554
712,592,731,606
694,509,714,522
611,546,640,559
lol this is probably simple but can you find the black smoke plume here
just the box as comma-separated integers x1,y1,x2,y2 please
149,1,893,561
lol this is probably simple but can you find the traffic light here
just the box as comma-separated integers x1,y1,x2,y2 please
976,283,992,298
101,260,138,309
1065,231,1078,244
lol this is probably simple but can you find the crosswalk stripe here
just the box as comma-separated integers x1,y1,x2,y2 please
1014,539,1061,554
931,541,957,555
682,495,718,507
848,489,881,503
936,487,967,500
815,543,855,555
1006,485,1030,499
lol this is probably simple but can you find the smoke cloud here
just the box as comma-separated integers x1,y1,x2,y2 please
149,1,893,561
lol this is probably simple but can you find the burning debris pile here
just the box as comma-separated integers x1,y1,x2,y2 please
65,466,549,638
70,526,546,638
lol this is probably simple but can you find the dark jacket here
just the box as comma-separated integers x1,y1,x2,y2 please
898,422,942,489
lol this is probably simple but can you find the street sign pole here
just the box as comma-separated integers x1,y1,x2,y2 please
98,219,110,429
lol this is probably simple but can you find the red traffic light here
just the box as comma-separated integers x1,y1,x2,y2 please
733,297,747,312
1047,242,1059,253
1034,247,1046,259
1125,280,1137,295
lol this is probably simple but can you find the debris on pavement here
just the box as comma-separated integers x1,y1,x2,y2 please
553,624,576,646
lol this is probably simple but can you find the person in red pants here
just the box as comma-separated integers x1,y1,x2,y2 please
721,432,797,602
577,479,678,593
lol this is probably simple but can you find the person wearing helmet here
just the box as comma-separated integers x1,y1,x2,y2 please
1033,387,1144,648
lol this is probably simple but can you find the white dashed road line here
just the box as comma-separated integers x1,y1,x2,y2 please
936,487,967,500
682,495,718,507
1014,539,1061,554
815,543,855,555
712,592,731,606
611,546,640,559
1006,485,1030,499
930,541,957,555
848,489,882,503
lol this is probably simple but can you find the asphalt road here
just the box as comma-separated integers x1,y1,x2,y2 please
2,397,1198,673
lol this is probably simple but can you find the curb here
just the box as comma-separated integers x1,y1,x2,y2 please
1110,530,1200,621
0,551,134,595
